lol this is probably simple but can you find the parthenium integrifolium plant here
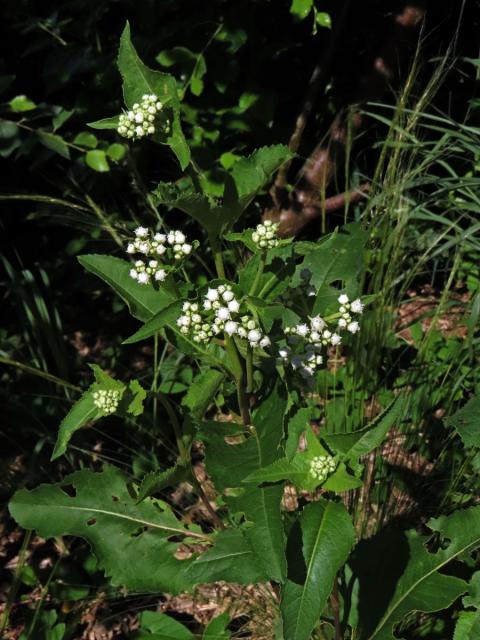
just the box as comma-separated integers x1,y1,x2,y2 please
9,21,480,640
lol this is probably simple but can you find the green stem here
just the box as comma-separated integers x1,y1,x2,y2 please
248,251,266,297
157,392,189,461
246,345,254,393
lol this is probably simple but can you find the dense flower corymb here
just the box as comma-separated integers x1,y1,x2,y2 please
117,94,169,140
127,227,192,285
93,389,121,415
309,455,337,482
252,220,280,250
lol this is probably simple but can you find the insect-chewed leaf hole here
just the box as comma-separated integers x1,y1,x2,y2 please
86,518,97,526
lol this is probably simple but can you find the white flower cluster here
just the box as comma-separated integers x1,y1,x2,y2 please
336,294,363,333
127,227,192,285
252,220,279,250
117,94,168,140
309,455,337,482
176,285,271,349
93,389,121,415
279,294,364,378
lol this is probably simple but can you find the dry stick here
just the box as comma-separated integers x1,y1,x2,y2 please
191,465,225,530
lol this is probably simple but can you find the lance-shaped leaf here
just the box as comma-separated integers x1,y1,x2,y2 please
349,506,480,640
199,380,288,582
122,300,184,344
324,395,404,466
444,395,480,448
117,22,190,169
51,364,126,460
78,255,175,322
9,466,207,594
136,611,194,639
281,499,356,640
137,463,189,503
181,369,224,419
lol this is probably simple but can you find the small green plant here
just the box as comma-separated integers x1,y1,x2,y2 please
8,22,480,640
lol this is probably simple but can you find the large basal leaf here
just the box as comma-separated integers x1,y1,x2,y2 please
444,395,480,448
118,22,190,169
349,506,480,639
281,499,356,640
9,466,206,594
152,145,291,237
78,255,175,322
293,223,368,314
199,380,289,582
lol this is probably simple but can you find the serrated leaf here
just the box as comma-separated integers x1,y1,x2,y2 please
199,380,288,582
117,22,190,169
152,145,291,237
78,255,175,322
293,223,368,314
454,611,480,640
239,244,296,301
85,149,110,172
324,396,404,465
186,527,269,584
281,499,355,640
203,612,230,640
9,466,204,594
444,395,480,448
122,300,184,344
350,506,480,639
137,463,189,502
125,379,147,416
37,131,70,159
181,369,224,419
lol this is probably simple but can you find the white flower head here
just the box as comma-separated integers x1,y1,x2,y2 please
228,299,240,314
134,226,149,238
206,288,219,302
259,336,271,348
296,324,309,337
154,269,166,281
311,316,326,332
248,329,262,345
137,272,150,285
347,321,360,334
330,333,342,346
217,307,231,321
338,293,349,305
351,299,364,314
224,320,238,336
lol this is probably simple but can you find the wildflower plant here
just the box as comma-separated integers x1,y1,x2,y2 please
9,21,480,640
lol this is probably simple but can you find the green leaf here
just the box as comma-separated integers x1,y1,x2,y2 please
125,379,147,416
85,149,110,172
137,463,189,502
315,11,332,29
152,145,291,237
87,116,120,130
293,223,368,314
9,466,203,594
454,612,480,640
350,506,480,639
37,131,70,159
181,369,224,419
137,611,194,639
51,365,126,460
73,132,98,148
9,94,36,112
117,22,190,169
286,407,315,460
52,108,74,132
199,380,289,582
203,612,231,640
444,395,480,448
186,527,269,584
281,499,356,640
122,300,184,344
239,244,296,301
290,0,313,20
106,142,126,161
51,391,100,460
324,395,405,465
78,255,175,322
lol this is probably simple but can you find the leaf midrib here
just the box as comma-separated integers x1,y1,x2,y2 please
32,503,209,541
369,537,480,639
292,502,331,638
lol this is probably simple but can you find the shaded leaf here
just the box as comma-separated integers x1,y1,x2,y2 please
78,255,175,322
281,499,355,640
203,612,231,640
37,131,70,159
9,466,202,594
9,94,36,112
137,611,193,639
85,149,110,172
137,463,189,503
181,369,224,419
444,395,480,448
122,300,184,344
